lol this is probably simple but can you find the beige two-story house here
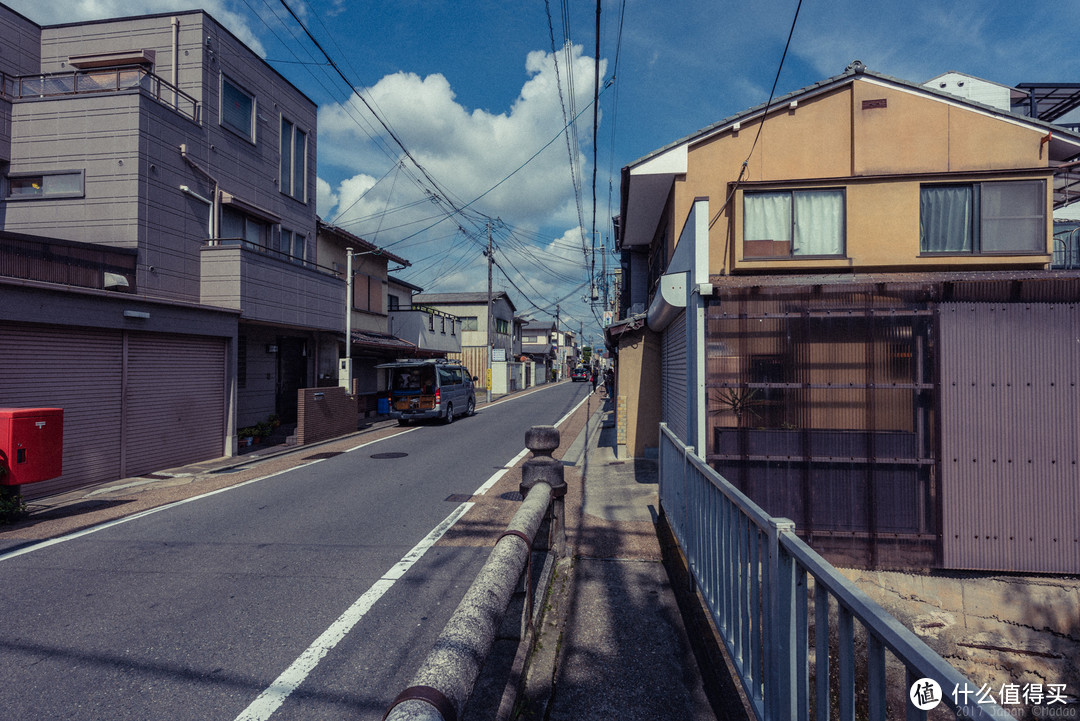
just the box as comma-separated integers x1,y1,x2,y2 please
615,63,1080,573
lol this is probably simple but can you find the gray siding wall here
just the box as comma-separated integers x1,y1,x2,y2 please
17,11,319,304
0,98,11,165
0,6,40,78
0,6,41,163
200,245,345,331
7,94,142,246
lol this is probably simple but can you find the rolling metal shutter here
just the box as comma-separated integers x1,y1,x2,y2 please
0,323,124,498
661,311,688,444
0,323,228,499
123,333,226,478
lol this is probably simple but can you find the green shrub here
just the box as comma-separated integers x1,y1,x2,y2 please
0,487,26,525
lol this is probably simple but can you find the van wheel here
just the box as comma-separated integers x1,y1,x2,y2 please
444,403,454,424
466,398,475,416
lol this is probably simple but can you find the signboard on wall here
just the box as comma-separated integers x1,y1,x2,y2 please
492,348,507,362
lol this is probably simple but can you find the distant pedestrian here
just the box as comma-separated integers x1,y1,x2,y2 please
590,370,598,393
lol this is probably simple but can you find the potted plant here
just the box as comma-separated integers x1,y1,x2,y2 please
254,421,272,443
237,427,257,446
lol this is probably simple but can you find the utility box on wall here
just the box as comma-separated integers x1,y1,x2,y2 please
0,408,63,485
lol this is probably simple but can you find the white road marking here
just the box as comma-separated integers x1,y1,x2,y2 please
232,501,473,721
471,390,591,497
0,382,591,719
0,434,396,564
472,447,530,496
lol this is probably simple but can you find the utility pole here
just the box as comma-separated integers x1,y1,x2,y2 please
555,303,560,382
341,247,353,392
486,221,493,404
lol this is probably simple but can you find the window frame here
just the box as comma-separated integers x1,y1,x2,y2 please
279,115,308,202
220,74,256,142
279,228,306,262
919,179,1047,256
220,205,268,247
352,273,384,314
5,170,85,200
742,187,847,259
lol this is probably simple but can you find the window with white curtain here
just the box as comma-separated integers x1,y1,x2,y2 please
920,180,1045,254
744,189,845,257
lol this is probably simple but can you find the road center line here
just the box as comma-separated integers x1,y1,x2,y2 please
232,501,473,721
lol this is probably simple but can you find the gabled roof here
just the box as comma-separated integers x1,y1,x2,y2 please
413,291,517,312
388,275,423,293
317,219,411,268
619,62,1080,249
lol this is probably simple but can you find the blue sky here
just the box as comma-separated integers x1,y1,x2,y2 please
8,0,1080,345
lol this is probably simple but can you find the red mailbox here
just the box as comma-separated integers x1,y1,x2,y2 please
0,408,63,485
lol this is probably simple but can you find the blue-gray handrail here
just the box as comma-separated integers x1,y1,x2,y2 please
658,422,1005,720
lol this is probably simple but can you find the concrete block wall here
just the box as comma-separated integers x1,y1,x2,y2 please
296,386,357,445
840,568,1080,703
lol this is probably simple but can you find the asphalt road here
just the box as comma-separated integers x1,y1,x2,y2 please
0,381,591,720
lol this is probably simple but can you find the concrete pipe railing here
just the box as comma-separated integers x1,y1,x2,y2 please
383,425,567,721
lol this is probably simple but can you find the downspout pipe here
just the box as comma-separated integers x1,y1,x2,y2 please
179,143,219,239
171,17,179,96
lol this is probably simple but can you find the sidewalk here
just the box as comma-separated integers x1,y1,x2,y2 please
516,393,748,721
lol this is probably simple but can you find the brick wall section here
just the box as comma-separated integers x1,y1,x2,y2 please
296,387,358,445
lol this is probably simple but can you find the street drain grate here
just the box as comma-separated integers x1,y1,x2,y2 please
445,493,473,503
371,452,408,459
303,452,344,460
499,491,524,502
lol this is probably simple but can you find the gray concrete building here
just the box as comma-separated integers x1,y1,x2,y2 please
0,3,342,497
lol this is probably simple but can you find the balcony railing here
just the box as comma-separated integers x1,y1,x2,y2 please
203,237,339,277
1,67,198,123
1053,226,1080,269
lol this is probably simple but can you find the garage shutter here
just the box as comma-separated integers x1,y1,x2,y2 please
661,311,688,443
124,333,226,478
0,323,124,498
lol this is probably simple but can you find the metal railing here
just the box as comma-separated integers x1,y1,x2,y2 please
1053,227,1080,269
202,237,340,277
1,67,198,122
658,422,1005,720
